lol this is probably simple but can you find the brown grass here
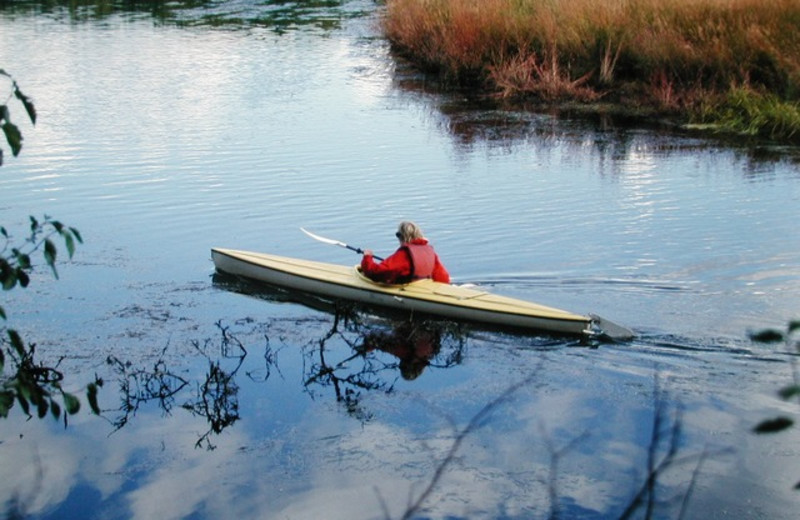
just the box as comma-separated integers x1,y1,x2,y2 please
382,0,800,107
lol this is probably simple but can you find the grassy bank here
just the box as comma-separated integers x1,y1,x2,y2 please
382,0,800,142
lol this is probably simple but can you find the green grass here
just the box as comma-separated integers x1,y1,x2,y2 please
693,87,800,141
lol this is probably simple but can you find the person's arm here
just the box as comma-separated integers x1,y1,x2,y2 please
432,255,450,284
361,249,411,284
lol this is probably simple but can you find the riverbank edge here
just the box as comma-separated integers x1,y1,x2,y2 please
390,52,797,146
379,0,800,146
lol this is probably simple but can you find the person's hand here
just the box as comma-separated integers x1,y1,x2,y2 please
363,249,373,257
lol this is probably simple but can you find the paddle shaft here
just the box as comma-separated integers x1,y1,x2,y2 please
343,243,384,261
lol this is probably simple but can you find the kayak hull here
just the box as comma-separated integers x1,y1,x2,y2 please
211,248,597,337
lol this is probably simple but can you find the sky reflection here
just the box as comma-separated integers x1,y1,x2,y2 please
4,309,798,519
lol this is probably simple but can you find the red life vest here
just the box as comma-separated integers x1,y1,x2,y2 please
402,243,436,281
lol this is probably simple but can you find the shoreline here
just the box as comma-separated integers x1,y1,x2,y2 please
381,0,800,145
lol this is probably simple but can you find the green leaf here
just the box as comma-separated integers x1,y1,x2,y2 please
7,328,25,357
0,391,14,418
63,392,80,415
64,232,76,259
44,238,58,278
14,88,36,125
50,399,61,420
2,121,23,157
13,250,31,269
778,385,800,400
0,347,4,373
749,329,785,343
789,320,800,335
87,383,100,415
17,391,30,417
754,416,794,434
16,267,29,288
0,304,6,320
69,227,84,244
36,397,48,419
0,257,15,290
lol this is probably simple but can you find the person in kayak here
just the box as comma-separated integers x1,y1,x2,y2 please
361,221,450,284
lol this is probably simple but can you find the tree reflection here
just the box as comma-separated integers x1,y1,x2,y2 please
106,346,189,432
107,321,255,450
181,323,248,449
213,271,468,420
104,306,466,446
302,305,466,421
391,373,723,520
0,0,370,33
392,66,800,169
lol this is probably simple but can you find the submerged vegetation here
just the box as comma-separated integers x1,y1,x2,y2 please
382,0,800,142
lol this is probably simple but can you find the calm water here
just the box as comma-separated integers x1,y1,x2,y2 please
1,2,800,519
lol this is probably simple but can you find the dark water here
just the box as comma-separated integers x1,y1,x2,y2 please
1,1,799,519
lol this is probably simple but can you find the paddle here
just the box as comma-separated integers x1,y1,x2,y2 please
300,228,384,261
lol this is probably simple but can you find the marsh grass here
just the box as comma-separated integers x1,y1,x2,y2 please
694,86,800,140
383,0,800,142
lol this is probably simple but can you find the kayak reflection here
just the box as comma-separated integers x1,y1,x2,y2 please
212,270,470,369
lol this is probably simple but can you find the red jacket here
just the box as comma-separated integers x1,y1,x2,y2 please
361,238,450,284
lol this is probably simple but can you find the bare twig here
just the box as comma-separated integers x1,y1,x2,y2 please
399,374,537,520
539,424,590,520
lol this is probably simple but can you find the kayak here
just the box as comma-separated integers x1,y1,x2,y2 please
211,248,633,340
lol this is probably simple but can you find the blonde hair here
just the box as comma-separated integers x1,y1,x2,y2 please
396,221,424,243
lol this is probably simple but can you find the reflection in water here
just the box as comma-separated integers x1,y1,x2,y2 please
393,63,800,170
0,0,371,32
103,302,466,446
181,323,248,449
106,345,188,432
302,306,466,421
1,306,795,518
0,329,102,425
361,320,443,381
107,322,258,449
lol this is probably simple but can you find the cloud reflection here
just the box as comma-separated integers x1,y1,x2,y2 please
2,321,800,519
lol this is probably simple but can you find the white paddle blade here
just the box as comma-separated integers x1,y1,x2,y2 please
300,227,346,247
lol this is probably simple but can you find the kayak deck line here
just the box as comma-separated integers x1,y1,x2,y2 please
211,248,633,340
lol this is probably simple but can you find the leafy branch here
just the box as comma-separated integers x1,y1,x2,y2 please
0,69,36,166
0,70,96,424
749,320,800,489
1,215,83,319
0,329,103,424
750,321,800,435
0,216,91,423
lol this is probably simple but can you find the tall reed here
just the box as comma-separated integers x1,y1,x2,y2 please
383,0,800,140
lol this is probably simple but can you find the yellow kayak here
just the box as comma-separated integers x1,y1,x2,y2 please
211,248,632,339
